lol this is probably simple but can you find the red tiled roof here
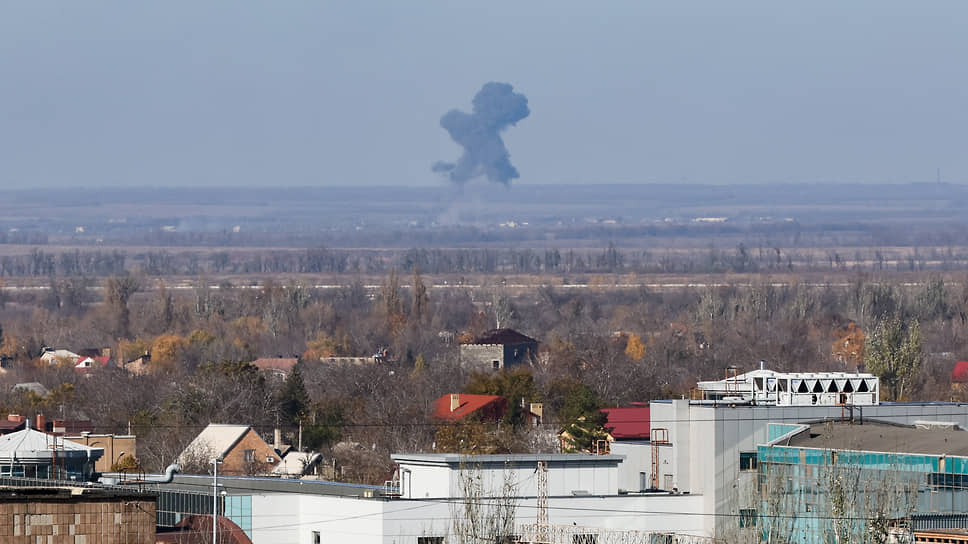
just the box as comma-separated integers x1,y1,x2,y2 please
251,357,299,373
432,394,507,421
953,361,968,383
601,405,650,440
469,329,538,345
73,356,111,373
74,357,95,369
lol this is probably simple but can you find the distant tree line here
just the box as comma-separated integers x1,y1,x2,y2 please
4,243,968,278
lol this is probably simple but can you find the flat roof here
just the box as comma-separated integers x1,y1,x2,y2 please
0,486,153,502
392,453,624,464
788,422,968,456
147,474,388,497
687,400,968,409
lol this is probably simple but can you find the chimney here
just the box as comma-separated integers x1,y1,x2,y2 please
7,414,25,423
450,393,461,412
274,428,282,451
35,414,46,432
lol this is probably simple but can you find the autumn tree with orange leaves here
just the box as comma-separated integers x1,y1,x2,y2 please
832,322,865,370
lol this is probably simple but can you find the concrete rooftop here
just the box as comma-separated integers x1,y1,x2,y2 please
789,421,968,457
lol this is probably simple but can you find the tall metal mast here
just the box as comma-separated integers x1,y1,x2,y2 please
536,460,549,543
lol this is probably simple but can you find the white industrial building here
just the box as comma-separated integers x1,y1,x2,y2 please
136,368,968,543
239,453,707,544
648,399,968,539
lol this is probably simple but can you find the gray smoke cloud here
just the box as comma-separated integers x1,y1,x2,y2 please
433,82,530,186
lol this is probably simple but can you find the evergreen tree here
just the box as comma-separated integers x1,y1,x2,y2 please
551,379,608,453
301,403,344,451
278,368,309,424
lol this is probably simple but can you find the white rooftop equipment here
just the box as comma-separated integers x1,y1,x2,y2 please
696,366,879,406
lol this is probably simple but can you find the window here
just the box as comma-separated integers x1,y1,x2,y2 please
418,538,444,544
739,452,758,471
492,360,500,369
312,530,321,544
930,472,968,489
573,535,597,544
739,509,758,528
244,449,255,463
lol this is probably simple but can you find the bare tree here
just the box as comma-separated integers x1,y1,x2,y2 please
450,461,518,544
104,275,141,339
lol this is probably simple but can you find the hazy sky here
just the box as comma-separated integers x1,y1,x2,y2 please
1,1,966,188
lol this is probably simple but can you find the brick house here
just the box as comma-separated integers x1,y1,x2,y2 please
459,328,539,371
66,433,137,473
177,424,281,476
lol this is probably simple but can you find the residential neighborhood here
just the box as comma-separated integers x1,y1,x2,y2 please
2,359,968,543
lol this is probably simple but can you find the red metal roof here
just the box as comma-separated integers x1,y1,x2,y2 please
432,393,507,421
601,405,651,440
953,361,968,383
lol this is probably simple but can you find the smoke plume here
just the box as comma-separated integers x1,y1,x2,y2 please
433,82,530,186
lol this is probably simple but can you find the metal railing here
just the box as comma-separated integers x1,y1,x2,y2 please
518,524,717,544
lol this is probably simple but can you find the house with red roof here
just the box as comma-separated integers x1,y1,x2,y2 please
953,361,968,383
601,403,651,441
432,393,508,422
952,361,968,398
74,355,112,373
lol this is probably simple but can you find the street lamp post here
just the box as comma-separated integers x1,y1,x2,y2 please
212,457,222,544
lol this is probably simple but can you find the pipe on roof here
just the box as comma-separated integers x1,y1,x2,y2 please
99,464,180,485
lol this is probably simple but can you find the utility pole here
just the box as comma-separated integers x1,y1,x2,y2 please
536,461,549,544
